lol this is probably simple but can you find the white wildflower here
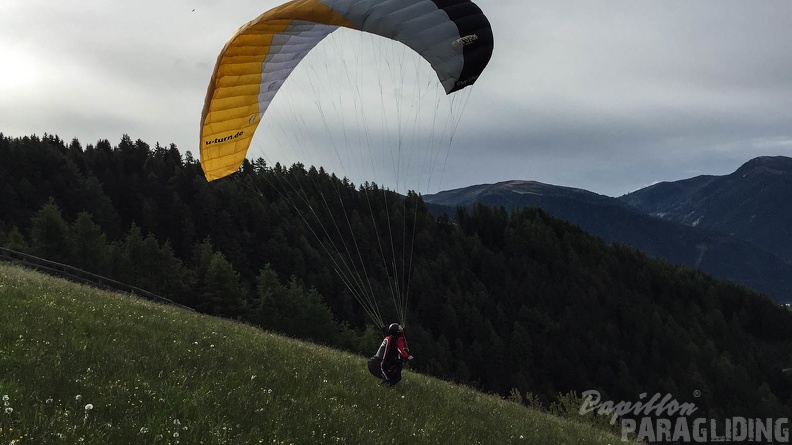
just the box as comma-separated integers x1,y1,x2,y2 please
84,404,93,411
4,407,13,415
75,394,82,401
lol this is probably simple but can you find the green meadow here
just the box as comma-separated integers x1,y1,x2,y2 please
0,263,627,444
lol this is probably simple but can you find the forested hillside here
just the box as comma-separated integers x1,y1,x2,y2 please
2,133,792,420
424,180,792,300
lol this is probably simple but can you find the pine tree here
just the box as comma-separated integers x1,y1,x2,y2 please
29,199,72,263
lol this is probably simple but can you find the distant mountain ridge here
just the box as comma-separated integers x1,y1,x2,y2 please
621,155,792,264
424,158,792,301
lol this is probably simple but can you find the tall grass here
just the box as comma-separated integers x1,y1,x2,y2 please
0,263,627,444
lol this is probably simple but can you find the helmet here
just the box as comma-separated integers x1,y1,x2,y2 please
388,323,403,336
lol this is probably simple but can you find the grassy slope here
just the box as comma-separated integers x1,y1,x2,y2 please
0,263,625,445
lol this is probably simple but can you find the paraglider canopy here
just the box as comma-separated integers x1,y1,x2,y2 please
199,0,494,329
199,0,493,182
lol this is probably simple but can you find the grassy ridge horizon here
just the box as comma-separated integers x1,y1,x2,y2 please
0,263,627,444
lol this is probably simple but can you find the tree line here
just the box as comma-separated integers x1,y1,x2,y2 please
2,132,792,419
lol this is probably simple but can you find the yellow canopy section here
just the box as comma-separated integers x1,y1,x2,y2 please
200,0,357,181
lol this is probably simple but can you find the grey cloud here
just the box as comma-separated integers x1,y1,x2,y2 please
3,0,792,197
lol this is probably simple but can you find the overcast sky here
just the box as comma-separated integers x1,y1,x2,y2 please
2,0,792,197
